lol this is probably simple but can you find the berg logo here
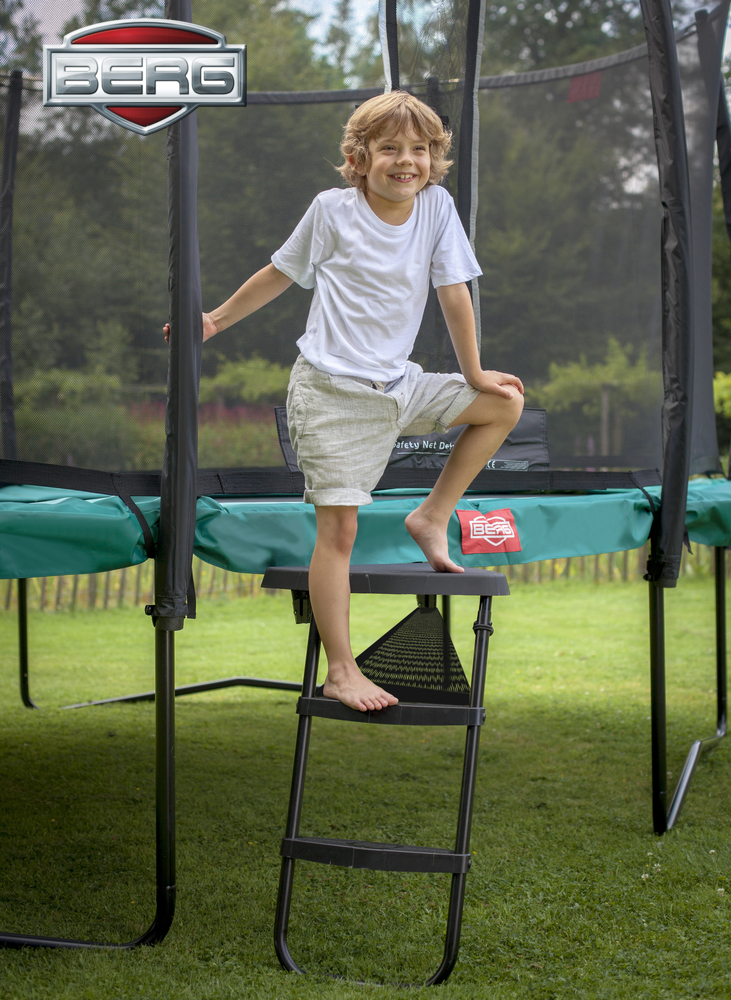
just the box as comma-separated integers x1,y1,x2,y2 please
456,508,522,555
43,19,246,135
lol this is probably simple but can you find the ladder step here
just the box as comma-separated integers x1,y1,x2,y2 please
297,696,485,727
281,836,472,873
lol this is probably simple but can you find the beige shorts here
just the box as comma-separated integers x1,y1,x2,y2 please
286,355,480,506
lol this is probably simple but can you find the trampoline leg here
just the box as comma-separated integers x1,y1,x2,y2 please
649,547,729,835
665,546,730,829
61,674,300,710
714,547,727,738
274,617,321,974
18,579,37,709
0,616,176,948
649,580,667,835
138,624,176,943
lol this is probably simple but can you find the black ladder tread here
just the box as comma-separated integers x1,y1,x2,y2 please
297,695,485,726
262,563,510,597
281,836,472,873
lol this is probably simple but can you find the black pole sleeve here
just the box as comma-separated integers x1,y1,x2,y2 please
385,0,399,91
156,0,202,624
456,0,483,236
0,70,22,462
641,0,694,587
717,79,731,258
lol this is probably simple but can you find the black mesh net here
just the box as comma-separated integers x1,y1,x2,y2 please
0,0,726,475
8,97,169,469
472,52,664,470
356,605,470,705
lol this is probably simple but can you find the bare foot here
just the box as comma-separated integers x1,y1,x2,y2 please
405,507,464,573
323,662,398,712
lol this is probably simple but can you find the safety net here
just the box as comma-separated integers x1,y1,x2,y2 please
0,0,727,481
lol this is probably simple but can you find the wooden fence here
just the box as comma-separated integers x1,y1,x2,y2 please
500,543,723,584
2,558,263,613
0,545,723,613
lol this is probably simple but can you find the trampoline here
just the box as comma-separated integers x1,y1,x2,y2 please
3,477,731,579
0,0,729,971
2,469,729,833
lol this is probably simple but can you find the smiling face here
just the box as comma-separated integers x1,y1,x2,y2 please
338,93,453,197
359,127,432,215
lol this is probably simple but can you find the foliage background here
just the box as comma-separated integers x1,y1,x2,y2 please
0,0,728,469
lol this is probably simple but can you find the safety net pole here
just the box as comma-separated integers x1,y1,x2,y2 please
0,69,21,463
717,81,731,272
456,0,486,352
641,0,694,586
149,0,202,942
0,71,29,722
642,0,695,835
688,4,729,476
156,0,203,627
378,0,399,92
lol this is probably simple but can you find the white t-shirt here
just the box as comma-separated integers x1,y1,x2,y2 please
271,185,481,381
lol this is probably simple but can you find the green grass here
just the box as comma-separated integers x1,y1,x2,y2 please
0,577,729,998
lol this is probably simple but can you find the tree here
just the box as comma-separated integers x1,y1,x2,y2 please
0,0,41,71
529,338,662,460
62,0,164,35
344,0,706,88
483,0,645,73
325,0,355,82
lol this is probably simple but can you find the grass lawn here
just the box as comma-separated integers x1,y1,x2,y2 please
0,576,729,998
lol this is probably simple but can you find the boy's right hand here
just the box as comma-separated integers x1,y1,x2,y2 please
162,312,218,344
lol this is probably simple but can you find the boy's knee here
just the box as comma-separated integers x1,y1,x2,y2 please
316,505,358,554
488,390,523,433
507,390,524,429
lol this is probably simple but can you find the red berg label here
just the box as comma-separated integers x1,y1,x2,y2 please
457,508,522,555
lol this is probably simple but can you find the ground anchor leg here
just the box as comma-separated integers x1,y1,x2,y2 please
649,545,728,834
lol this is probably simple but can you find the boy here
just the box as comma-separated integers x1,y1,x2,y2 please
173,92,524,713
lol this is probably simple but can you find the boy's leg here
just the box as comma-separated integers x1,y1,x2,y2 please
309,505,399,712
405,392,524,573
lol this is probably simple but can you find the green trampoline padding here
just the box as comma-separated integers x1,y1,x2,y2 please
0,489,159,579
1,478,730,579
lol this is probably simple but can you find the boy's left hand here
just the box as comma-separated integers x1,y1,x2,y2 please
468,369,524,399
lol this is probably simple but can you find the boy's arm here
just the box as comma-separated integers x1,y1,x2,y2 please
164,263,293,343
205,263,293,340
436,283,524,398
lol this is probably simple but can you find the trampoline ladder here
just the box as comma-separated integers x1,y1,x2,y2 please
273,588,495,987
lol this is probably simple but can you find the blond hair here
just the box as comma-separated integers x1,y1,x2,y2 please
337,91,453,191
